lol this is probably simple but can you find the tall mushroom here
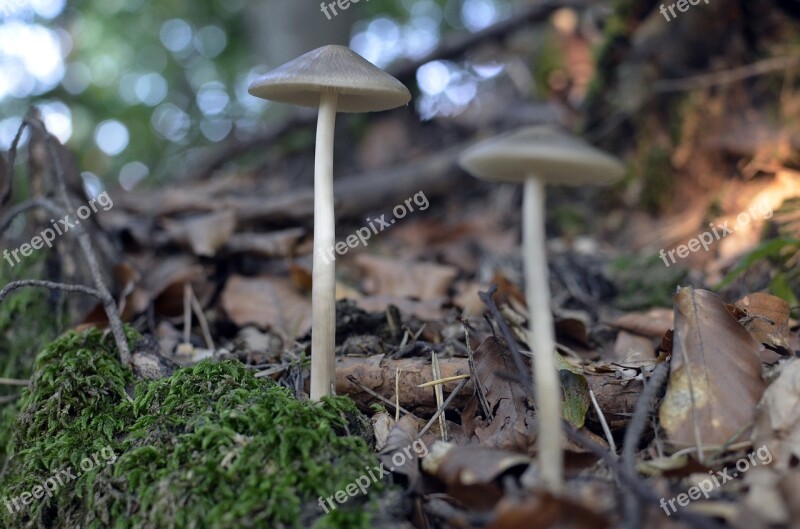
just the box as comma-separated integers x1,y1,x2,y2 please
249,45,411,401
458,126,625,492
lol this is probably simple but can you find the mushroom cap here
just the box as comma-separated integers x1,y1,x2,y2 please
248,45,411,113
459,126,626,186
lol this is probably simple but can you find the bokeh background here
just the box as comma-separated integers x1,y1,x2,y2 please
0,0,536,190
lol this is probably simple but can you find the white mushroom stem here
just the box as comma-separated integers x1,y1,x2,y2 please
310,91,339,401
522,176,563,492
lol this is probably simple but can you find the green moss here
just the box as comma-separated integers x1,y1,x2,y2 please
1,329,381,529
0,253,69,467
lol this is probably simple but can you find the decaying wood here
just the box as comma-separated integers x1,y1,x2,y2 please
338,353,644,427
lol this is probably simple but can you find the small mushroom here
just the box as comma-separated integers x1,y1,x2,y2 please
458,125,625,492
249,45,411,401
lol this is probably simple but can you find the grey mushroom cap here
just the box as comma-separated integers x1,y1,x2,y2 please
248,45,411,113
459,125,626,186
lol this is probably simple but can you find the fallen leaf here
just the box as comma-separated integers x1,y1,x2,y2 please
659,287,766,447
225,228,305,258
355,254,458,299
609,308,674,339
734,292,792,355
221,275,311,339
561,371,590,429
742,359,800,525
380,414,424,484
611,330,656,363
421,441,531,510
162,210,237,257
462,337,536,454
488,490,610,529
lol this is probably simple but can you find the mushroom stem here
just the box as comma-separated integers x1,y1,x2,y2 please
310,91,339,401
522,176,563,492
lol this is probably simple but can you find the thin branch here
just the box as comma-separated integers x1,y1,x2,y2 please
0,119,29,207
653,56,800,93
479,285,532,389
345,374,421,421
0,378,29,386
417,377,469,440
0,197,67,237
25,116,131,365
590,388,617,457
461,317,492,420
619,362,670,529
190,288,215,350
0,280,102,303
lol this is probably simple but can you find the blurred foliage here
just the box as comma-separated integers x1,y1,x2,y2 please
2,0,495,187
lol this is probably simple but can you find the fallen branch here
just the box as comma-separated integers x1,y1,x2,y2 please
619,362,670,529
0,279,103,303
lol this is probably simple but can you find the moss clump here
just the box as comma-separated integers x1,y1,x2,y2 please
0,254,69,466
1,329,381,529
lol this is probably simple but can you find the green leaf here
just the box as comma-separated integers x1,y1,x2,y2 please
560,370,590,429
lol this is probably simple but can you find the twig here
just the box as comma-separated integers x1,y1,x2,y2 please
461,317,492,420
479,285,532,389
430,350,447,440
417,377,469,440
390,0,592,83
589,56,800,142
0,118,29,207
0,378,29,386
0,197,67,237
653,56,800,93
0,280,102,303
24,116,131,365
590,388,617,457
0,394,20,405
190,287,214,350
345,374,420,421
619,362,670,529
395,367,401,423
183,282,192,345
669,440,752,460
417,374,470,388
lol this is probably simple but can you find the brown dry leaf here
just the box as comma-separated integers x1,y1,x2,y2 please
462,337,536,454
421,442,531,511
84,256,209,323
225,228,305,258
659,287,765,447
147,259,211,319
734,292,792,354
453,281,486,317
379,414,424,484
488,490,609,529
742,359,800,525
372,411,395,452
355,254,458,299
611,330,656,363
221,275,311,339
609,308,674,339
162,210,237,257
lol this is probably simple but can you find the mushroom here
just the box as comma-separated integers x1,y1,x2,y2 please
249,45,411,401
458,125,625,492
